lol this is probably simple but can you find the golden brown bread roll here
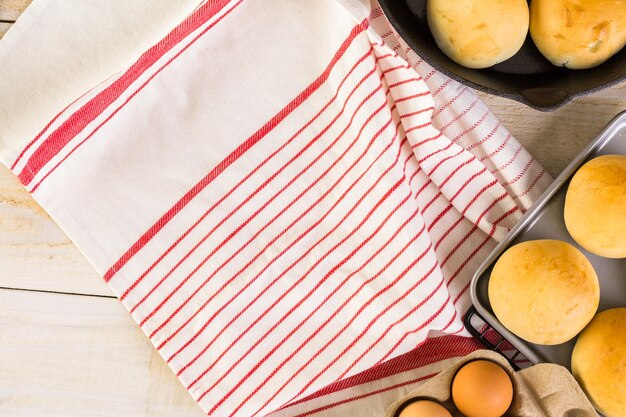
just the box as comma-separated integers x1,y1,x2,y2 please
572,308,626,417
564,155,626,259
488,239,599,345
427,0,529,69
530,0,626,69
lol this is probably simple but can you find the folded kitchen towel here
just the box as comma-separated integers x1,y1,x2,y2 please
0,0,552,416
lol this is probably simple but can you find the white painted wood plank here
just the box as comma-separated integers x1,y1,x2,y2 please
0,9,19,21
0,0,31,39
0,289,204,417
0,21,11,39
0,165,112,296
0,0,31,18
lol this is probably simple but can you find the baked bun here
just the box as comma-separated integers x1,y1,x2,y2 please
530,0,626,69
572,308,626,417
488,240,599,345
427,0,529,69
564,155,626,258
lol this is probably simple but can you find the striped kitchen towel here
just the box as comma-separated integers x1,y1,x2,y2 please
0,0,552,416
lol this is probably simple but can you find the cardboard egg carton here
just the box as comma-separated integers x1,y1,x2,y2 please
385,350,597,417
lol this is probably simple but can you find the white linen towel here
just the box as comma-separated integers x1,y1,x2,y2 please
0,1,551,415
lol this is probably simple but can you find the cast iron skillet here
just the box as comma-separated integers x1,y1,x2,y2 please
378,0,626,111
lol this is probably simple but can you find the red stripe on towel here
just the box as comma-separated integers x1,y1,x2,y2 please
119,47,375,301
101,19,368,282
19,0,238,186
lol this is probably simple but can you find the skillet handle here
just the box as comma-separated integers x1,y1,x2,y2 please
520,87,572,110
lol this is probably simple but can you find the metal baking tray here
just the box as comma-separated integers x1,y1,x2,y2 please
470,110,626,369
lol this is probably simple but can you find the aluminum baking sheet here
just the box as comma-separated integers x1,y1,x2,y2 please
471,110,626,369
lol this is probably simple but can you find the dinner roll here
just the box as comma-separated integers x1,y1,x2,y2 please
530,0,626,69
572,308,626,417
488,240,599,345
427,0,529,69
564,155,626,258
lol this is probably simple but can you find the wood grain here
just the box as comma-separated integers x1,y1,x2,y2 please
0,164,111,297
0,21,11,39
0,0,30,15
0,9,21,20
0,0,30,39
0,289,204,417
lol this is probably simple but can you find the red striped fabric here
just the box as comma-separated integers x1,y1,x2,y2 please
99,19,370,283
2,1,553,416
18,0,238,187
272,335,483,417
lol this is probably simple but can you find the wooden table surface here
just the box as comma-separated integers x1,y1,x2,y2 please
0,2,624,416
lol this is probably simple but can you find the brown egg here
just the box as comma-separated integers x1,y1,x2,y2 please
398,400,452,417
451,360,513,417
